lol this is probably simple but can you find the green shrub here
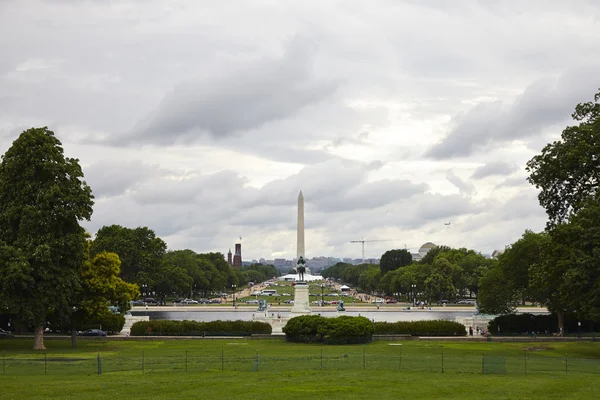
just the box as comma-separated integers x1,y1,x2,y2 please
130,320,271,336
374,320,466,336
488,313,597,335
283,315,374,344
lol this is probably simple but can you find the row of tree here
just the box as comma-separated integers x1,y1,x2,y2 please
90,224,277,302
322,246,495,303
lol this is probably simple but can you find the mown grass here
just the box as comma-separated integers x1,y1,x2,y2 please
1,339,600,399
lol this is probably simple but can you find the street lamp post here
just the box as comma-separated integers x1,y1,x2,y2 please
232,284,237,308
578,321,581,338
321,284,325,307
411,284,416,306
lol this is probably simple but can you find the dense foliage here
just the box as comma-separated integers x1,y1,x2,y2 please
488,313,597,335
374,320,466,336
283,315,374,344
0,127,94,349
130,320,272,336
323,247,494,304
527,90,600,226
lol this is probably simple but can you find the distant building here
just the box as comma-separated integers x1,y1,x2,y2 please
412,242,437,262
227,249,232,266
233,243,242,268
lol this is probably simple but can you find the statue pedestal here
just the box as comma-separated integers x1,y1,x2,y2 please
291,282,311,314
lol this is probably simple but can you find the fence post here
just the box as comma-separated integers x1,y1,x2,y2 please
142,351,145,374
399,345,403,370
221,348,224,372
363,347,366,369
320,348,323,370
185,350,188,373
565,353,568,375
97,351,102,375
442,352,444,373
45,353,47,375
524,352,527,375
255,352,259,372
3,350,5,375
481,353,484,374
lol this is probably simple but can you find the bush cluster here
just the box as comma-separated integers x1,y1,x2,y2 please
283,315,374,344
488,313,597,335
374,320,466,336
130,320,272,336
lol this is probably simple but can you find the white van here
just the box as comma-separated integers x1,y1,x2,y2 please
262,290,277,296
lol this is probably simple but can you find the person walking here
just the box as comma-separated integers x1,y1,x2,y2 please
469,326,473,336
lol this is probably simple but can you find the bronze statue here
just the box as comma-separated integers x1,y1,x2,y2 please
258,299,267,311
337,300,345,312
297,256,306,282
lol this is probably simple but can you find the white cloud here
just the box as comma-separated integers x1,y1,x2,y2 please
2,0,599,259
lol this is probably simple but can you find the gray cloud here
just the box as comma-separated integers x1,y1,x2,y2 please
84,160,160,198
125,36,339,144
446,169,474,194
471,161,518,180
426,66,600,159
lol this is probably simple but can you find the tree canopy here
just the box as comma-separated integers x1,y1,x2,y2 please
527,89,600,226
0,127,94,349
380,249,412,274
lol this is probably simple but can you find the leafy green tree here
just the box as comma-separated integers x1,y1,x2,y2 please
530,196,600,328
477,231,548,315
527,90,600,226
67,252,139,347
424,257,458,303
0,127,94,349
154,264,194,300
90,225,167,288
380,249,412,274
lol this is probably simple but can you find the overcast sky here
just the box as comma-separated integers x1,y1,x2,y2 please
1,0,599,260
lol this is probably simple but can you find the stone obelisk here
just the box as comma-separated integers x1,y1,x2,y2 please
291,190,311,314
297,191,304,260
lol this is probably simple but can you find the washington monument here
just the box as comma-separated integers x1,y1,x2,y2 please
297,191,305,259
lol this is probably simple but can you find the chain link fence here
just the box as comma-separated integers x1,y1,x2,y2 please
2,348,599,376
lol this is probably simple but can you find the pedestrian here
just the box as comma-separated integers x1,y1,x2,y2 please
469,326,473,336
476,326,480,335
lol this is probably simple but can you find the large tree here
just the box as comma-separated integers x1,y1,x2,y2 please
380,249,412,274
68,252,139,347
90,225,167,287
477,231,548,315
0,127,94,349
527,89,600,226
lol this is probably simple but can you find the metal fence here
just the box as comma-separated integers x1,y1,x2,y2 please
2,348,600,376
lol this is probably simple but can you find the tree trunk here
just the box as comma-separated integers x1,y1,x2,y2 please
557,309,565,335
33,326,46,350
71,330,77,349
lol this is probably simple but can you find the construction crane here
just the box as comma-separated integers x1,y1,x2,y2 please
350,238,399,264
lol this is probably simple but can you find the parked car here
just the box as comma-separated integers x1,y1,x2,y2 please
284,300,294,304
247,299,259,304
131,300,145,306
144,298,159,306
78,329,107,337
385,299,398,304
181,299,198,305
371,298,384,304
209,299,222,304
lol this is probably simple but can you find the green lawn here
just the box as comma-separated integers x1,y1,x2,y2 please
2,339,600,399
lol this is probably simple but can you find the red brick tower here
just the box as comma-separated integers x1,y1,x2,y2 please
233,243,242,268
227,249,232,266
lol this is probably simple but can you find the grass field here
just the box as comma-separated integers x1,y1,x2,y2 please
2,338,600,399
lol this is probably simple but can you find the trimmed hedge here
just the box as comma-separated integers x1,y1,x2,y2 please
130,320,272,336
374,320,466,336
283,315,374,344
488,313,598,335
